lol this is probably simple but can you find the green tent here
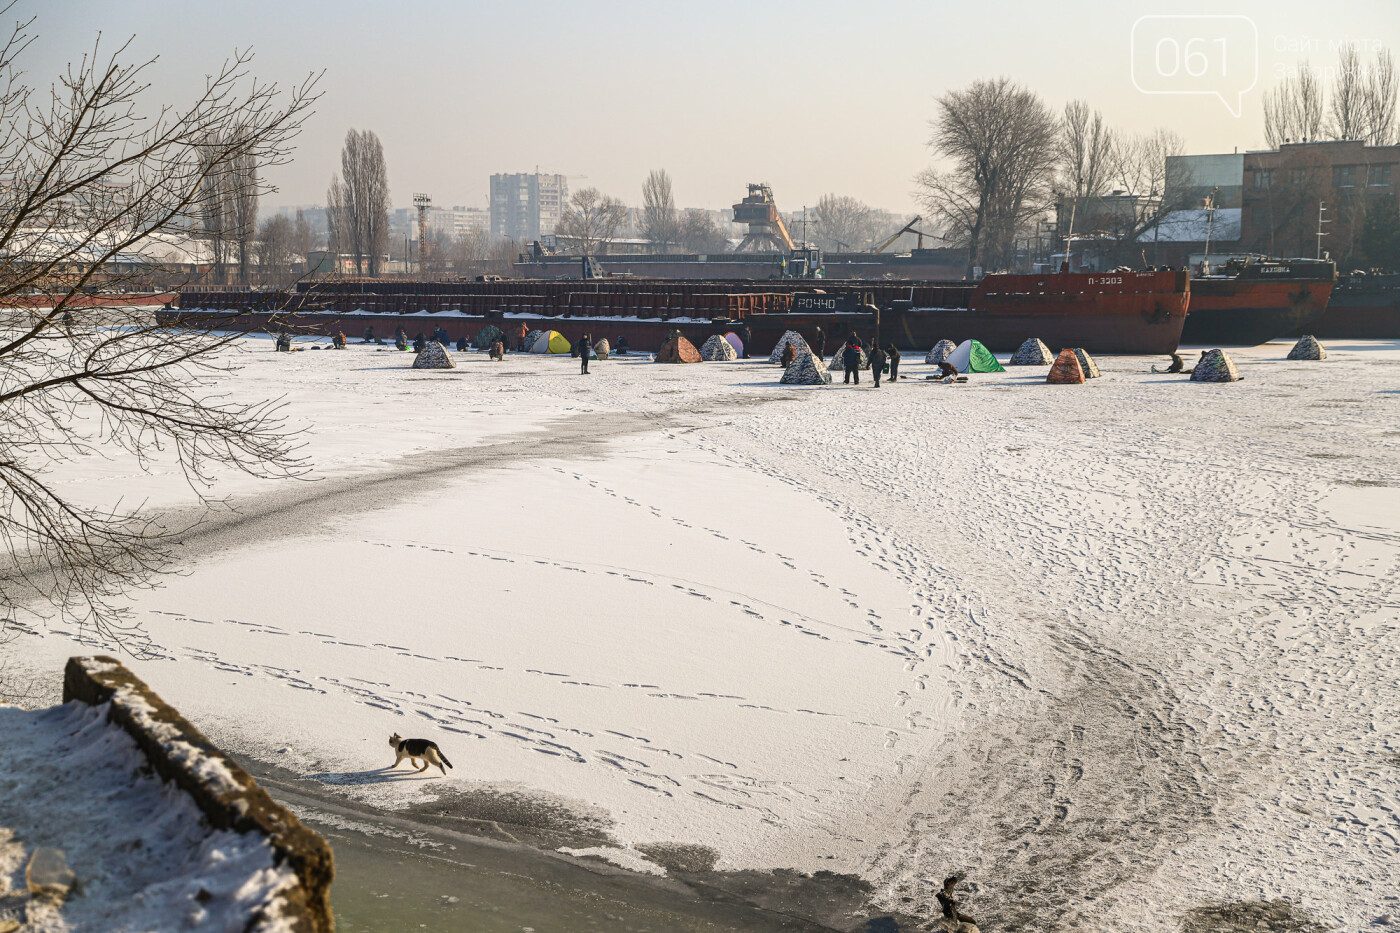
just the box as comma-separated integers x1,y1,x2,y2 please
947,339,1005,373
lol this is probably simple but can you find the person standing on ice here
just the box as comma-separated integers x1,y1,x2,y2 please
887,344,901,381
813,325,825,359
842,342,861,384
512,322,529,351
579,333,591,374
869,344,887,388
737,323,751,359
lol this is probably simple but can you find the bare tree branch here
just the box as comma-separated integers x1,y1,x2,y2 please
0,15,321,646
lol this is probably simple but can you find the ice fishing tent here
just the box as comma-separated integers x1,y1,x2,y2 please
471,324,503,350
924,339,957,365
781,351,831,385
1046,348,1085,384
768,330,811,364
1190,348,1242,382
946,339,1005,374
530,330,572,354
724,332,744,356
1072,348,1101,378
522,329,546,352
656,333,702,363
1288,335,1326,360
1008,338,1054,365
829,345,868,370
700,334,738,361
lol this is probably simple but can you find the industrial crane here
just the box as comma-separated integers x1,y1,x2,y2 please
871,215,943,253
732,184,796,252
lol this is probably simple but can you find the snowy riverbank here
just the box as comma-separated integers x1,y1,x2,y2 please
4,337,1398,930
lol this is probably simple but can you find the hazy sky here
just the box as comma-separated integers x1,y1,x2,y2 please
30,0,1400,215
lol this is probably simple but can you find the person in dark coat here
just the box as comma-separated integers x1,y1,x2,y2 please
394,328,408,351
737,323,751,359
813,326,826,359
579,333,591,374
331,331,347,349
412,332,426,353
616,335,630,355
887,344,901,381
432,325,450,346
938,360,959,380
275,330,291,352
489,339,504,360
456,335,469,352
362,325,376,344
842,343,861,384
869,344,888,387
781,341,797,368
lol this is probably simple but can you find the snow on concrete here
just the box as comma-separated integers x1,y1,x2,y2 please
0,700,296,932
5,338,1400,931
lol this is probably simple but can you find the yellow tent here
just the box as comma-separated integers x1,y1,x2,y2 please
530,330,572,354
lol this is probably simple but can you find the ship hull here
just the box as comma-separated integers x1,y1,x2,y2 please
1180,261,1335,346
889,270,1190,355
1289,276,1400,338
171,269,1189,356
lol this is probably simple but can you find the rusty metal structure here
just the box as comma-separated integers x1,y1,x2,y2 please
732,184,795,252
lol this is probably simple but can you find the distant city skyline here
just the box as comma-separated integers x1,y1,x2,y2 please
30,0,1400,216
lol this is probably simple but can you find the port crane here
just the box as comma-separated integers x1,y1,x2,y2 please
871,215,942,253
732,184,796,252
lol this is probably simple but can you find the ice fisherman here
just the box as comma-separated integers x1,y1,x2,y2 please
869,344,888,388
842,342,862,384
579,333,591,374
887,344,901,382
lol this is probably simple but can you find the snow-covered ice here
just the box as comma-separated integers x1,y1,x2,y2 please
5,336,1400,930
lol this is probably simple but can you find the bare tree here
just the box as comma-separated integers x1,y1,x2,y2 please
677,209,728,253
255,213,293,284
1262,84,1296,149
555,187,628,255
291,208,316,261
641,169,680,251
1328,46,1367,140
916,78,1058,275
324,175,345,267
1106,129,1189,264
1292,63,1325,142
230,146,258,283
814,194,877,251
0,16,318,642
1058,100,1115,202
1263,61,1325,147
1364,49,1398,146
326,129,389,276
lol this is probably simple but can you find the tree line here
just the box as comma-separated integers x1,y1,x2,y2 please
916,78,1188,275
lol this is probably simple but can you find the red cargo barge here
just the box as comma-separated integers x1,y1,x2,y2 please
171,268,1189,356
887,269,1190,354
1180,258,1335,346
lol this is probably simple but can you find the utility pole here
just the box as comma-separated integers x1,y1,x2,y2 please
1316,200,1330,260
796,206,818,248
413,193,431,274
